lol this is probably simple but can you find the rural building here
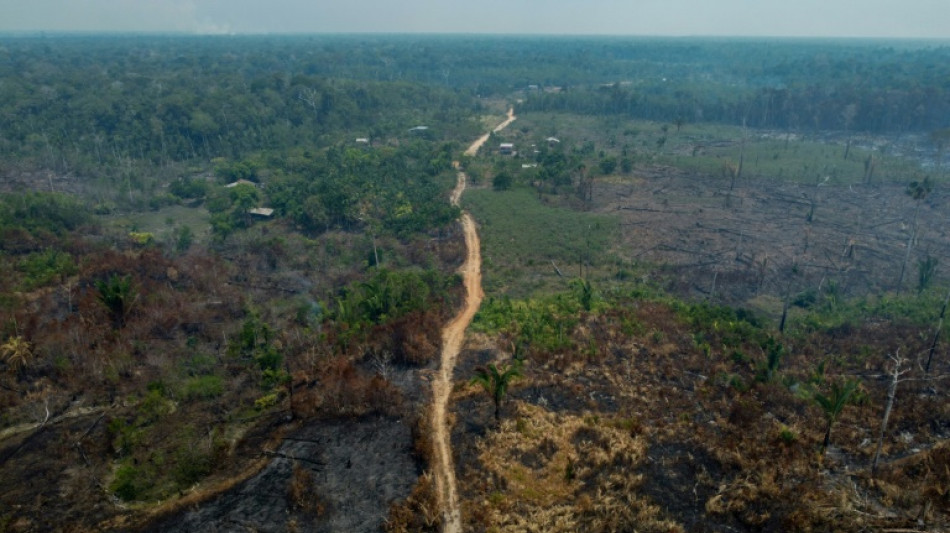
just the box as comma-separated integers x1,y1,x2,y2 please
248,207,275,218
224,179,257,188
355,138,370,144
408,126,429,133
499,143,515,155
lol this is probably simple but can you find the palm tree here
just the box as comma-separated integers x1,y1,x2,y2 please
814,379,860,453
95,274,135,329
470,360,523,422
898,177,933,291
2,336,32,373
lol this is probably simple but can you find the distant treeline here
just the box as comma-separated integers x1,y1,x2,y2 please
510,40,950,134
1,35,948,182
0,35,477,178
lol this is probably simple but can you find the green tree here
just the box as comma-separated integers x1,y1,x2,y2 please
620,157,633,174
571,278,595,312
470,360,523,422
813,378,860,453
229,183,260,228
598,157,617,175
95,274,136,329
756,337,784,382
492,172,513,191
175,225,194,253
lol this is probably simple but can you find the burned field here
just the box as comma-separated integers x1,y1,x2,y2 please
600,162,949,312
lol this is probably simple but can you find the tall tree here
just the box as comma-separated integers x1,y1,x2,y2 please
897,177,933,292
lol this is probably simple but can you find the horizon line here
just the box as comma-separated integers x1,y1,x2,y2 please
1,30,949,42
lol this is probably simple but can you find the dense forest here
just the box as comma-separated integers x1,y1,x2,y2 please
1,34,950,532
2,36,949,178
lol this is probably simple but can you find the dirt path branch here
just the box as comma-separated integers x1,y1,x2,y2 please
432,108,515,533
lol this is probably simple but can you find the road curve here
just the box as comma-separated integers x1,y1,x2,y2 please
432,109,515,533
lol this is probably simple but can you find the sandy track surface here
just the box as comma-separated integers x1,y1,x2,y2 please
463,108,516,158
432,109,514,533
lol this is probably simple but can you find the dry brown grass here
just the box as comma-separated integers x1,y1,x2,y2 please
384,471,442,533
287,462,326,516
463,402,681,532
451,288,950,533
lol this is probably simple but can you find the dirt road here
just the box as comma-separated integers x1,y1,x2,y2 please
463,108,516,158
432,109,515,533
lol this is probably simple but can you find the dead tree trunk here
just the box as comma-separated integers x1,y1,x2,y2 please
897,201,921,292
779,272,795,333
926,286,950,373
872,351,907,474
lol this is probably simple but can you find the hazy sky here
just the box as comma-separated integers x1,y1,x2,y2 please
2,0,949,39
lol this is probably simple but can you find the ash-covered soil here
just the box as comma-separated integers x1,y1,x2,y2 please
597,166,950,307
147,416,418,533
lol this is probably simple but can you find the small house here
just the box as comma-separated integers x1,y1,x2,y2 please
225,179,257,188
499,143,515,155
248,207,275,218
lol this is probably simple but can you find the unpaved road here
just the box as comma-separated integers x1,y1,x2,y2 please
432,109,515,533
463,108,516,158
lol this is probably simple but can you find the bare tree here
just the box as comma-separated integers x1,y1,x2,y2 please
872,351,909,473
897,177,932,292
841,103,858,160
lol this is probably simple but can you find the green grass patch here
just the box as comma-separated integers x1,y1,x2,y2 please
463,186,619,298
15,249,78,291
789,287,950,335
180,375,225,401
660,136,921,186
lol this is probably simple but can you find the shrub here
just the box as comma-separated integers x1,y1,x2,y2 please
175,225,194,253
492,172,513,191
16,249,77,291
111,463,144,501
181,375,224,400
169,177,210,200
173,444,213,487
778,426,798,445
